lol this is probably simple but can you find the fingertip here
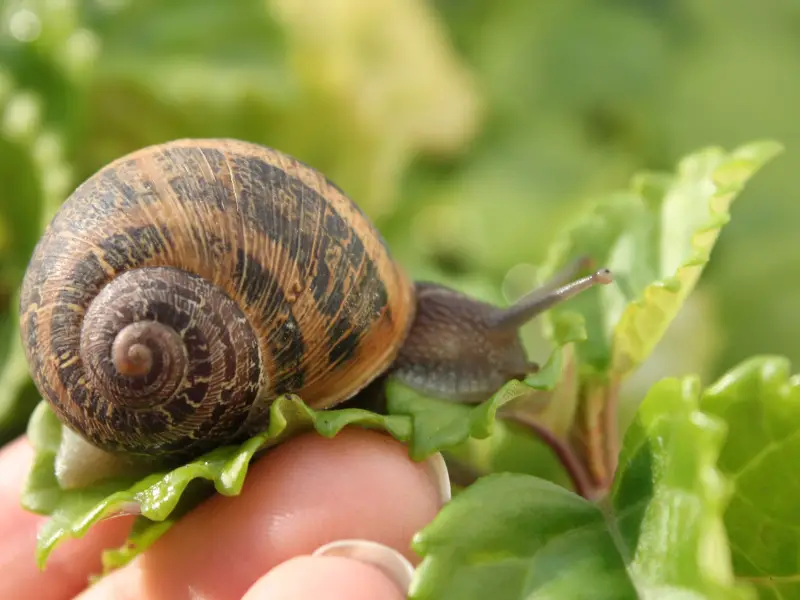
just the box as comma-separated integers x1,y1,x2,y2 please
243,555,406,600
312,538,415,591
0,437,34,493
135,427,441,598
0,436,136,599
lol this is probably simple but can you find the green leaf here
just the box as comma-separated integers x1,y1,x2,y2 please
411,474,637,600
23,396,410,572
410,375,753,600
91,0,290,106
613,377,750,599
386,378,535,461
700,356,800,598
539,140,782,379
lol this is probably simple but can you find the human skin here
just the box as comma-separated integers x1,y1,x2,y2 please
0,428,449,599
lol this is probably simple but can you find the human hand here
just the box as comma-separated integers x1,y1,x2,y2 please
0,428,451,599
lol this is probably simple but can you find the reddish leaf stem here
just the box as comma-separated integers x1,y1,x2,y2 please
603,378,621,481
502,412,596,499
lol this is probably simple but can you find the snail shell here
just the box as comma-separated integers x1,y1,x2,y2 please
19,139,414,461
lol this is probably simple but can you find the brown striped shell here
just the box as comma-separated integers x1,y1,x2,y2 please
18,139,415,461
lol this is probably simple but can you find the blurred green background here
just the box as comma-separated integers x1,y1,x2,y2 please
0,0,795,449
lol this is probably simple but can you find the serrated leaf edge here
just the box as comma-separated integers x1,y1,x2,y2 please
610,141,782,378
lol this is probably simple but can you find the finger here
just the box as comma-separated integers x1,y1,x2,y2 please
242,555,406,600
76,428,449,600
0,437,136,600
78,553,411,600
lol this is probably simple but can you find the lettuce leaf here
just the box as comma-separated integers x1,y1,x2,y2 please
701,356,800,598
539,140,782,379
22,396,409,570
409,374,753,600
23,334,577,575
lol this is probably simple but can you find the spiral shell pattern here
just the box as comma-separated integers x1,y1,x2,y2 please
18,139,414,460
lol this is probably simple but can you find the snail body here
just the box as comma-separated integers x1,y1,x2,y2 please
19,138,611,466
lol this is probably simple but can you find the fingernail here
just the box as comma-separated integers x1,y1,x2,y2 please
423,452,451,505
312,539,415,594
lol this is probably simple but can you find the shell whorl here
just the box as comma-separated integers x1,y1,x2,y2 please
18,139,414,460
75,266,262,457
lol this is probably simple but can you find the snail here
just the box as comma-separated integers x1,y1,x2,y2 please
18,138,612,486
